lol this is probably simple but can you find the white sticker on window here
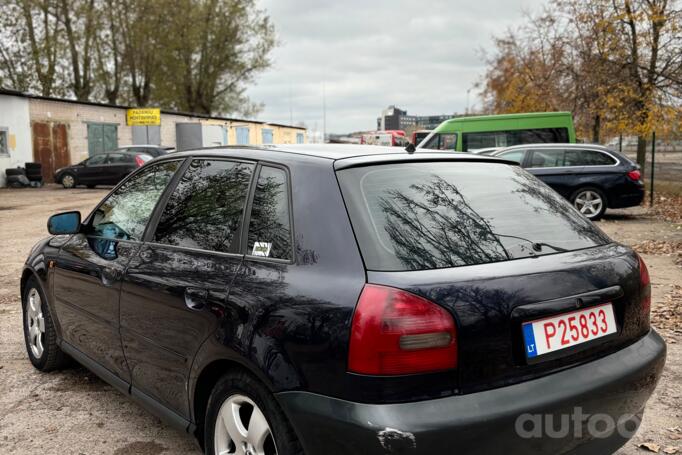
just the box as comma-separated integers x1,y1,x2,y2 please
252,242,272,257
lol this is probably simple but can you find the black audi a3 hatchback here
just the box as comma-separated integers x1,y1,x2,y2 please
22,145,665,455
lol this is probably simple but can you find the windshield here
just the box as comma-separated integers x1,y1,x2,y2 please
337,162,610,271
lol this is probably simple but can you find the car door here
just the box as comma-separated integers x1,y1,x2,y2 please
78,153,108,184
52,160,182,382
105,153,135,184
524,148,580,199
120,158,254,418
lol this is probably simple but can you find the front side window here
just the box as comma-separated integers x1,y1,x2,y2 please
337,162,609,271
421,133,457,150
154,159,254,253
89,160,181,241
247,166,292,260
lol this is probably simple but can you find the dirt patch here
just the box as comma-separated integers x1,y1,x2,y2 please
113,441,168,455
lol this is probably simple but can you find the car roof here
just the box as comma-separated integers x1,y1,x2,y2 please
117,144,168,149
161,144,519,169
496,143,612,152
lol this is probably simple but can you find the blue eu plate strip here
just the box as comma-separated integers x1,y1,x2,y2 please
523,323,538,358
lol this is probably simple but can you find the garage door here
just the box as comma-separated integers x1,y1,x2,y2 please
32,122,70,183
87,123,118,156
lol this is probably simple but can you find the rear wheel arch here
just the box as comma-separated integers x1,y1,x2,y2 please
191,358,277,444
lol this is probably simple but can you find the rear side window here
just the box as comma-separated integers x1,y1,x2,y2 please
497,150,525,163
154,159,254,253
107,153,133,164
575,150,617,166
528,149,564,168
247,166,292,260
87,154,107,165
337,162,609,271
463,128,569,152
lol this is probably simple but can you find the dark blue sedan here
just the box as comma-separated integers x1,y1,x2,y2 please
489,144,644,220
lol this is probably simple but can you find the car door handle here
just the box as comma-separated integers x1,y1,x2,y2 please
101,267,122,287
184,287,208,311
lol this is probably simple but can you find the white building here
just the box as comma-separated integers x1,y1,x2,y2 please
0,89,33,187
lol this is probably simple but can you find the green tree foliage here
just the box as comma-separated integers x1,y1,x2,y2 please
0,0,275,116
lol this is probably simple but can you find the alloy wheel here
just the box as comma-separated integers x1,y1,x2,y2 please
214,394,277,455
26,288,45,358
574,190,603,218
62,175,75,188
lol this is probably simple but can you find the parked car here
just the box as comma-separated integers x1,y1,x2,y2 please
115,144,174,157
23,145,664,455
489,143,644,220
54,151,153,188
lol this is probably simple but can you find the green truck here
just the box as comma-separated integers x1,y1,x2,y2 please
417,112,576,152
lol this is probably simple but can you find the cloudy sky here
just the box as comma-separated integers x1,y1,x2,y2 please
246,0,548,134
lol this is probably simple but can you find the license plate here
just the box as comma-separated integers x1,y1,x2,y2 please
523,303,617,359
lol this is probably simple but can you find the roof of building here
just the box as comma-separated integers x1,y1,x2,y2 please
0,87,306,130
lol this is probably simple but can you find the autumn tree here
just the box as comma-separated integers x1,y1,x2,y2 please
481,0,682,174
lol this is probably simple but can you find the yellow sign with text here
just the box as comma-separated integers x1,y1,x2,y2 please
126,108,161,126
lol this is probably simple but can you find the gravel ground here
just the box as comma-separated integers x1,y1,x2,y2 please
0,185,680,454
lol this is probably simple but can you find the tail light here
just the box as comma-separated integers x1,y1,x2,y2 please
348,284,457,375
638,254,651,316
627,169,642,182
135,155,146,167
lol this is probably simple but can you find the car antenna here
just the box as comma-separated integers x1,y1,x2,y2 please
405,143,416,154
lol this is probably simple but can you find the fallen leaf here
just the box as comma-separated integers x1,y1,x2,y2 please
640,442,661,453
663,447,679,454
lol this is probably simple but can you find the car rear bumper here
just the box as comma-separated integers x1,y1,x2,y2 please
609,186,644,209
276,330,666,455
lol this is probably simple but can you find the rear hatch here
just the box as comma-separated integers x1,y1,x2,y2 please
337,158,650,395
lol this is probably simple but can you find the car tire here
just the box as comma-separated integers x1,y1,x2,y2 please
22,276,70,371
60,173,77,189
5,168,25,177
571,187,607,221
204,370,302,455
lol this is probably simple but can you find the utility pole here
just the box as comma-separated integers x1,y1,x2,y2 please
466,88,471,115
289,82,293,126
322,81,327,144
650,131,656,207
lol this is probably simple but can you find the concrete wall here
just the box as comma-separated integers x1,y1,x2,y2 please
26,97,306,168
0,95,32,187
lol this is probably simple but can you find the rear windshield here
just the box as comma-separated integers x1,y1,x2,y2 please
337,162,610,271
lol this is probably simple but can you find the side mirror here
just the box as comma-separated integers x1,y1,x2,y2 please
47,211,81,235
